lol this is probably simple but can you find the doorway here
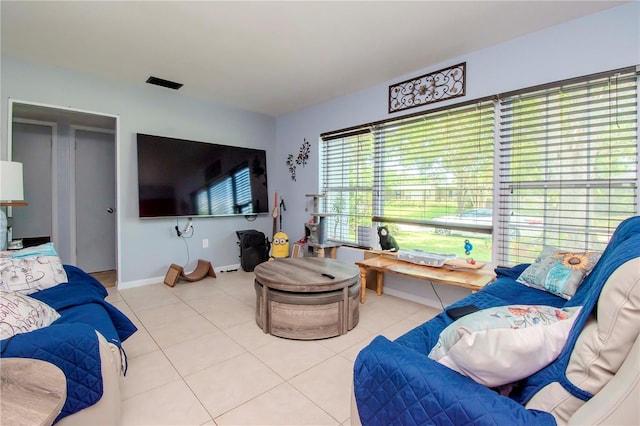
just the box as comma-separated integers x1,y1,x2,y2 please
73,127,116,273
9,100,119,283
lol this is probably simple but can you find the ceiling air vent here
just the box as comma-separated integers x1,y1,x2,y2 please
145,76,183,90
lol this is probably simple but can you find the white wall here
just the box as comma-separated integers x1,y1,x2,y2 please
1,56,276,285
274,2,640,308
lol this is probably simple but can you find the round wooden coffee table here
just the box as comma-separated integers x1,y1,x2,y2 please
254,257,360,340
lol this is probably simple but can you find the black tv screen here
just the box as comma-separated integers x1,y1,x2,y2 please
136,133,269,218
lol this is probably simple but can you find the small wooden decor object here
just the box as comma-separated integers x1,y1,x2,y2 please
164,259,216,287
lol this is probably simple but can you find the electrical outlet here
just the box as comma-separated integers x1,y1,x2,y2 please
202,239,209,248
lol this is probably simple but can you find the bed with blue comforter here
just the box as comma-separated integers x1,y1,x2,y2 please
353,215,640,425
0,265,137,423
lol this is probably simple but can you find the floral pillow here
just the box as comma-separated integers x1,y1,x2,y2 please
0,290,60,340
428,305,581,388
516,246,601,299
0,256,68,295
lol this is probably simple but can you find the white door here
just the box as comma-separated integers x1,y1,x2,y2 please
74,129,116,273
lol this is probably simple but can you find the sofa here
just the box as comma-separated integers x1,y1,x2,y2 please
352,215,640,425
1,244,137,424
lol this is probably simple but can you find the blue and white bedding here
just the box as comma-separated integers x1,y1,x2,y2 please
354,216,640,426
0,265,137,423
354,272,562,425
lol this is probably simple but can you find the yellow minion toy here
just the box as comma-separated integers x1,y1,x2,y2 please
271,231,290,259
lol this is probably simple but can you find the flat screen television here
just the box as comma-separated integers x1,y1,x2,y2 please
136,133,269,218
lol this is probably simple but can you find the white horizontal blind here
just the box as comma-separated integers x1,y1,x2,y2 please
209,177,234,215
234,167,253,214
196,189,209,215
497,71,638,265
320,130,373,245
373,100,495,233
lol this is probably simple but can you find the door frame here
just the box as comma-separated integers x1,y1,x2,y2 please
7,98,121,284
70,125,117,268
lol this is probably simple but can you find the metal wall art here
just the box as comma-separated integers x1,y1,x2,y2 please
286,154,297,181
286,138,311,181
389,62,466,113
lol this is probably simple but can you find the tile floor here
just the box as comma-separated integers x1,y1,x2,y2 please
107,270,441,426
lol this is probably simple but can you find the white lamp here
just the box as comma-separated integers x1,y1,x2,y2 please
0,161,27,250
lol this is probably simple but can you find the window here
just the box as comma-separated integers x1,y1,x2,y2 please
497,70,638,264
321,100,495,260
320,67,638,265
372,100,494,228
320,130,374,244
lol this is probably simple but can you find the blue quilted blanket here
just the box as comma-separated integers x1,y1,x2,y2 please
0,265,137,423
354,216,640,425
354,277,561,425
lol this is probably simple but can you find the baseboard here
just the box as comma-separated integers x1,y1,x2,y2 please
117,263,243,289
383,287,445,311
117,276,164,290
217,263,242,273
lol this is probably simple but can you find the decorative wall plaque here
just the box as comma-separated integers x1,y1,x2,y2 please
389,62,466,113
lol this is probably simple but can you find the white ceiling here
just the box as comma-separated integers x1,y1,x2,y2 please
1,1,627,117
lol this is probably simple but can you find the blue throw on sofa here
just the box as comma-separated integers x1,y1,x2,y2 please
0,265,137,423
354,216,640,425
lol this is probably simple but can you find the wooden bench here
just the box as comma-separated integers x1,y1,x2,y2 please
355,254,495,303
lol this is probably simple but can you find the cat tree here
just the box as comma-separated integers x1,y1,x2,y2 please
303,193,339,258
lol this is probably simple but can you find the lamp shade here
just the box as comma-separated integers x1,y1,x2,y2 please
0,161,25,203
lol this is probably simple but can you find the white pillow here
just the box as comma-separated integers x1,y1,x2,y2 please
0,290,61,340
428,305,581,387
0,256,68,295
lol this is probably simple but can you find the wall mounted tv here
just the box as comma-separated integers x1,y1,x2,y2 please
136,133,269,218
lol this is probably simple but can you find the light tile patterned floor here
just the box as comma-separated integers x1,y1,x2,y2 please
108,270,441,426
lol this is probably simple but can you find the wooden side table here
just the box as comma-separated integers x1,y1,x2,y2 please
355,255,496,303
1,358,66,426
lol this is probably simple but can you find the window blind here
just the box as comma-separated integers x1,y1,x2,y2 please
497,70,638,264
320,129,373,245
372,100,495,233
196,189,209,215
210,177,234,216
233,167,253,214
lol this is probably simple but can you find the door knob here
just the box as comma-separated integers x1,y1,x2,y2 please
107,208,114,214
